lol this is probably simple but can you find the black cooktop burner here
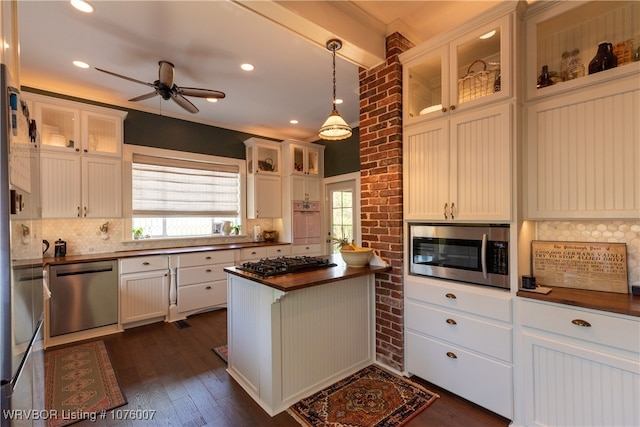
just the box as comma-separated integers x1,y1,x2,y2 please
237,256,337,277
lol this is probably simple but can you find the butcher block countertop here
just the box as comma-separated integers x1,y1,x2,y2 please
43,241,290,266
224,254,392,292
518,287,640,318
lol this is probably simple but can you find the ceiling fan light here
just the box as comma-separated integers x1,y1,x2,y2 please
319,109,352,140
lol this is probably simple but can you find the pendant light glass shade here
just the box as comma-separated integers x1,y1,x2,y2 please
319,109,352,140
319,39,352,141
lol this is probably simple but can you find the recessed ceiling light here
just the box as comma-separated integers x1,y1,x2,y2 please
240,63,254,71
290,120,299,124
335,98,344,105
206,98,218,103
70,0,94,13
479,30,496,40
73,60,90,69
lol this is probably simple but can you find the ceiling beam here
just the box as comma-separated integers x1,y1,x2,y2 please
233,0,386,69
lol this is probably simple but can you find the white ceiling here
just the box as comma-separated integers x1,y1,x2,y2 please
17,1,500,142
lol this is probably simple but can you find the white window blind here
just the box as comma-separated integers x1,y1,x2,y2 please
132,154,240,217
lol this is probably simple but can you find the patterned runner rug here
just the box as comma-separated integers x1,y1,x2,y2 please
212,344,228,364
288,364,439,427
45,340,127,427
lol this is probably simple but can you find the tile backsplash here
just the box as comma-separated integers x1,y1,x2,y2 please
42,218,275,256
537,220,640,289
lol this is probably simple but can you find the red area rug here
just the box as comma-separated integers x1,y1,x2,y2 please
213,344,228,364
288,364,439,427
45,340,126,427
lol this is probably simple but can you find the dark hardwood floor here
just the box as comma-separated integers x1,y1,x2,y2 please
64,309,510,426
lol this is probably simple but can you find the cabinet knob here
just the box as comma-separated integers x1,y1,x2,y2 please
205,286,212,290
444,203,449,219
445,293,457,299
450,202,455,220
450,105,456,111
83,206,87,217
206,256,212,260
446,352,457,359
441,106,447,113
142,262,150,266
77,206,81,218
571,319,592,327
446,318,457,325
75,148,80,152
83,149,88,153
206,269,212,273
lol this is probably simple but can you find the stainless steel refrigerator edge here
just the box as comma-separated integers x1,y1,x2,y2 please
1,61,45,424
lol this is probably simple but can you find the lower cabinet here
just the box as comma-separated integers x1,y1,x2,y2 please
292,243,322,257
119,256,169,326
405,277,514,419
520,299,640,427
176,250,235,315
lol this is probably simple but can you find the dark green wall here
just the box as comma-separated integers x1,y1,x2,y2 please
23,87,360,174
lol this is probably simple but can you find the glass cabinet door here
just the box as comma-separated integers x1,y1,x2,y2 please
37,103,80,152
306,148,319,176
450,15,509,111
406,46,447,120
246,141,280,175
82,111,122,156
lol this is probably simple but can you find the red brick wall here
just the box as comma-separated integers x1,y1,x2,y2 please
359,33,413,371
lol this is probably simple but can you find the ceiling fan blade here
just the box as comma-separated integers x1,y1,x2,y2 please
158,61,175,88
129,91,158,102
171,93,199,114
95,67,154,87
178,87,226,99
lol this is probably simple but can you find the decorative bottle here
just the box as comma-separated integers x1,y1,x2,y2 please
567,48,585,80
588,42,618,74
537,65,553,88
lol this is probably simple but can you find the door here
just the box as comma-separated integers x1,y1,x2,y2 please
325,176,359,254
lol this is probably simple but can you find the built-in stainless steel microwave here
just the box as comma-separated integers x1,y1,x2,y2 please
409,223,510,289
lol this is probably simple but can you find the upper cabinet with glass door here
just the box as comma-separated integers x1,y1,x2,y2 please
244,137,281,175
402,10,513,124
525,0,640,100
30,94,126,157
283,140,323,176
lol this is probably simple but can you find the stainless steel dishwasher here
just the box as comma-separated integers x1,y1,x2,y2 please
49,260,118,337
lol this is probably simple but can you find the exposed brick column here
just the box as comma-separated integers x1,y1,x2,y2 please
359,33,413,371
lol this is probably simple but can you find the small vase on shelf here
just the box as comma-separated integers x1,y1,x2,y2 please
588,42,617,74
537,65,554,88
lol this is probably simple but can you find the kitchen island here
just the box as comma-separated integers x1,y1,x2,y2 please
224,255,391,416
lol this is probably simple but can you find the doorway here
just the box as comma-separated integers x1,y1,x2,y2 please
324,173,360,254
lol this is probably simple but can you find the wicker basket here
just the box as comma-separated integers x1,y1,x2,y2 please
457,59,500,103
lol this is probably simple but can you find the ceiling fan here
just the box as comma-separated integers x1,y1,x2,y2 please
95,60,225,113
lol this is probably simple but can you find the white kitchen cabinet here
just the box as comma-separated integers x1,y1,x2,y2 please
519,298,640,427
27,93,126,218
292,244,322,257
282,140,322,177
524,0,640,101
405,276,513,419
238,245,291,262
290,175,321,202
245,138,282,219
401,12,512,125
176,250,235,316
119,256,169,326
525,76,639,219
404,103,511,221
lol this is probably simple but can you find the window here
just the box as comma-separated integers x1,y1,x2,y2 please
125,146,244,239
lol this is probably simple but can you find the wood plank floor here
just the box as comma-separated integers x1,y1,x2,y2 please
64,309,510,426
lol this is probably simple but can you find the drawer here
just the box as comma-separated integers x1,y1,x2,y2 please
406,301,512,363
406,331,513,419
178,281,226,313
240,247,267,261
266,245,291,257
521,300,640,354
292,243,322,256
178,250,235,268
178,264,227,286
406,278,512,323
120,255,169,274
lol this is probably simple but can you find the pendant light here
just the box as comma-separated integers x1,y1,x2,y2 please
318,39,352,141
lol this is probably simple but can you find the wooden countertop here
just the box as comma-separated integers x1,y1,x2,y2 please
518,287,640,318
43,241,290,266
224,254,392,292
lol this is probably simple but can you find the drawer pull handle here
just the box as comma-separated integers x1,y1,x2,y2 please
571,319,591,327
206,269,212,272
446,352,457,359
205,286,212,290
251,251,257,255
206,256,212,260
446,318,457,325
142,262,150,266
445,293,456,299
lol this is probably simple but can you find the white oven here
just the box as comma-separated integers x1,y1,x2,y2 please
292,201,321,245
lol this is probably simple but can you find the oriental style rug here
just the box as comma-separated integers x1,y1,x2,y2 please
212,344,228,364
44,340,127,427
288,364,439,427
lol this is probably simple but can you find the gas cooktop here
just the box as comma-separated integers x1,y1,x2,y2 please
237,256,337,277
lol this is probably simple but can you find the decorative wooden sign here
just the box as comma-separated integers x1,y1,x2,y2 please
531,241,628,294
